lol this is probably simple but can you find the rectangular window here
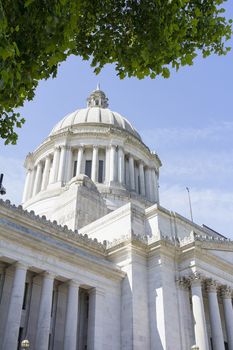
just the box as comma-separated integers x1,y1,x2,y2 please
85,160,92,178
22,282,29,310
98,160,104,183
138,175,141,194
51,290,55,316
73,160,77,177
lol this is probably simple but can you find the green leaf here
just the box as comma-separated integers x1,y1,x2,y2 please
0,0,232,144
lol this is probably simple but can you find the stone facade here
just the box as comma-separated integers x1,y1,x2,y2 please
0,87,233,350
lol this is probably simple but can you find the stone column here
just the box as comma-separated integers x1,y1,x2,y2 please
76,146,84,176
145,167,152,201
41,156,51,191
118,147,125,184
65,146,73,182
32,161,43,196
105,146,110,184
50,147,60,183
109,145,117,183
177,278,193,350
27,167,36,199
2,263,27,350
22,168,32,202
35,272,55,350
150,169,158,202
139,162,146,196
206,279,224,350
190,274,209,350
64,281,80,350
129,155,135,191
222,286,233,350
57,145,67,182
87,288,105,350
91,146,98,182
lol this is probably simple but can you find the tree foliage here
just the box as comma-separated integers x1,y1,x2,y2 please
0,0,232,144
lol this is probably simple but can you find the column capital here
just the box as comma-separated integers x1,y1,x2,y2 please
176,277,190,290
206,279,219,293
189,272,205,287
221,285,233,299
45,153,52,160
151,166,158,174
41,271,56,280
35,160,43,167
14,261,28,270
60,144,67,150
93,145,98,150
25,166,33,173
88,287,105,297
67,279,80,288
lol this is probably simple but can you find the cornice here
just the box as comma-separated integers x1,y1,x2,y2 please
26,123,162,168
2,199,233,277
0,199,105,254
0,235,125,281
106,231,177,261
178,243,233,282
106,231,148,253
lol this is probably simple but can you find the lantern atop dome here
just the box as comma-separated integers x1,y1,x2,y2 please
87,84,109,108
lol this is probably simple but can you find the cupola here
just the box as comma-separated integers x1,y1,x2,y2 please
22,87,161,229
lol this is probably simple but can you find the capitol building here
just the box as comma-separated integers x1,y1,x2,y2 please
0,86,233,350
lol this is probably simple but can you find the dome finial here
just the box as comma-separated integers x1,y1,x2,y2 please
87,86,109,108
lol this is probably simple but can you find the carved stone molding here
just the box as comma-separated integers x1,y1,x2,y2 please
188,272,205,287
176,277,190,290
221,285,233,299
206,279,219,293
0,199,106,253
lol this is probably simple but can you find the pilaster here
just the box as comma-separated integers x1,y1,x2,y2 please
189,273,209,350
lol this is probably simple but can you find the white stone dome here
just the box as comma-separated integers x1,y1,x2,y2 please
50,87,141,140
23,86,161,224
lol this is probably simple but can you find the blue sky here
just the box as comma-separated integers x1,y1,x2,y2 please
1,6,233,237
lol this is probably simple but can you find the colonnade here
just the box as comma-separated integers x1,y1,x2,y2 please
178,274,233,350
0,262,103,350
23,145,159,203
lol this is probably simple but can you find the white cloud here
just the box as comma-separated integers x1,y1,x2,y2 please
141,121,233,238
142,120,233,148
160,150,233,185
